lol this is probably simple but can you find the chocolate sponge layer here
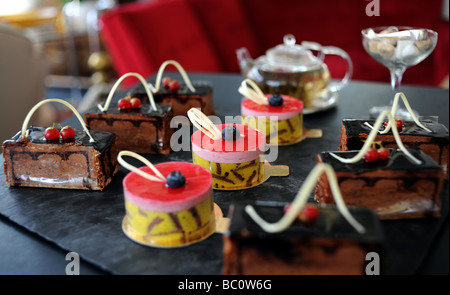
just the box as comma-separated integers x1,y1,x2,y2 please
315,149,445,219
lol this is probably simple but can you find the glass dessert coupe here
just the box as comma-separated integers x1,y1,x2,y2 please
362,26,438,120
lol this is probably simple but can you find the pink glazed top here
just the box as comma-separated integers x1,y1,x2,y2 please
241,94,303,120
191,124,265,164
123,162,212,212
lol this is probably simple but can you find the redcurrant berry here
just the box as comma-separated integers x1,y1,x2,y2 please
377,147,390,160
44,127,60,141
169,80,179,90
384,119,403,131
61,126,75,139
299,204,320,222
364,148,380,162
130,98,142,109
118,98,131,110
162,77,172,87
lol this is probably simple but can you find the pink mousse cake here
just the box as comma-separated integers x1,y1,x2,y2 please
122,162,216,247
241,94,303,145
191,123,266,189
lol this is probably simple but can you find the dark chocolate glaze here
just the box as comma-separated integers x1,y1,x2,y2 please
318,148,441,173
343,119,449,140
226,203,385,245
85,104,171,117
84,104,172,153
130,81,212,97
130,81,212,109
5,126,114,153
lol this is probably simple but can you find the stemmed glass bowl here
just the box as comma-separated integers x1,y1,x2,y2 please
362,26,438,119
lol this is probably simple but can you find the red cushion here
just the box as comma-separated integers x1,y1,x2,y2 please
186,0,259,72
100,0,222,87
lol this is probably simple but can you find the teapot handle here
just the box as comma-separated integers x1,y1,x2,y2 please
301,42,353,92
300,41,325,62
321,46,353,92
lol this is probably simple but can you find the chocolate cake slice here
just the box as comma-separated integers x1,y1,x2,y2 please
84,104,173,154
84,72,174,154
130,80,215,120
315,148,445,219
339,119,449,177
223,203,385,275
129,60,215,123
3,126,118,190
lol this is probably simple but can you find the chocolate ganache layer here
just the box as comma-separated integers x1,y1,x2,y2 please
315,148,445,219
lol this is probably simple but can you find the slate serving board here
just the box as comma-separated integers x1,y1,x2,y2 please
0,74,448,274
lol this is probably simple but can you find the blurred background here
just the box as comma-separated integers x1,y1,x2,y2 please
0,0,449,144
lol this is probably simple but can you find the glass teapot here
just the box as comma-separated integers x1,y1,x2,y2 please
236,34,353,110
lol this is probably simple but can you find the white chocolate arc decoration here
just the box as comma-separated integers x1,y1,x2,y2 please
22,98,95,143
187,108,222,140
149,60,196,93
365,92,432,134
238,78,269,105
98,72,157,112
245,163,366,234
117,151,166,183
331,110,422,165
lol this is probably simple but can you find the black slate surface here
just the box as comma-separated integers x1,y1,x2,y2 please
0,74,448,274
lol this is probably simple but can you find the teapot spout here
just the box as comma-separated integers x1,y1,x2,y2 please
236,47,254,77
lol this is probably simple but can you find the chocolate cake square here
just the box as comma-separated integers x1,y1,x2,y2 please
223,203,385,275
339,119,449,177
315,148,445,219
3,126,118,191
84,105,173,154
130,80,215,121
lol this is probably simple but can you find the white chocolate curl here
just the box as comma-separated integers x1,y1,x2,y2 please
245,163,366,234
149,60,196,93
98,72,157,112
187,108,222,140
238,78,269,105
117,151,166,183
331,110,422,165
22,98,95,143
384,92,431,134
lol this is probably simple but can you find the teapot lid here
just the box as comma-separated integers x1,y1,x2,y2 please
266,34,321,71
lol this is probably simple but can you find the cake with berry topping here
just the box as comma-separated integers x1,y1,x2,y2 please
191,123,266,190
339,93,449,177
83,73,174,154
131,78,214,120
315,148,445,219
223,203,385,275
130,60,215,121
241,94,304,145
118,151,216,247
339,118,449,177
239,79,304,145
3,99,118,191
223,163,385,275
